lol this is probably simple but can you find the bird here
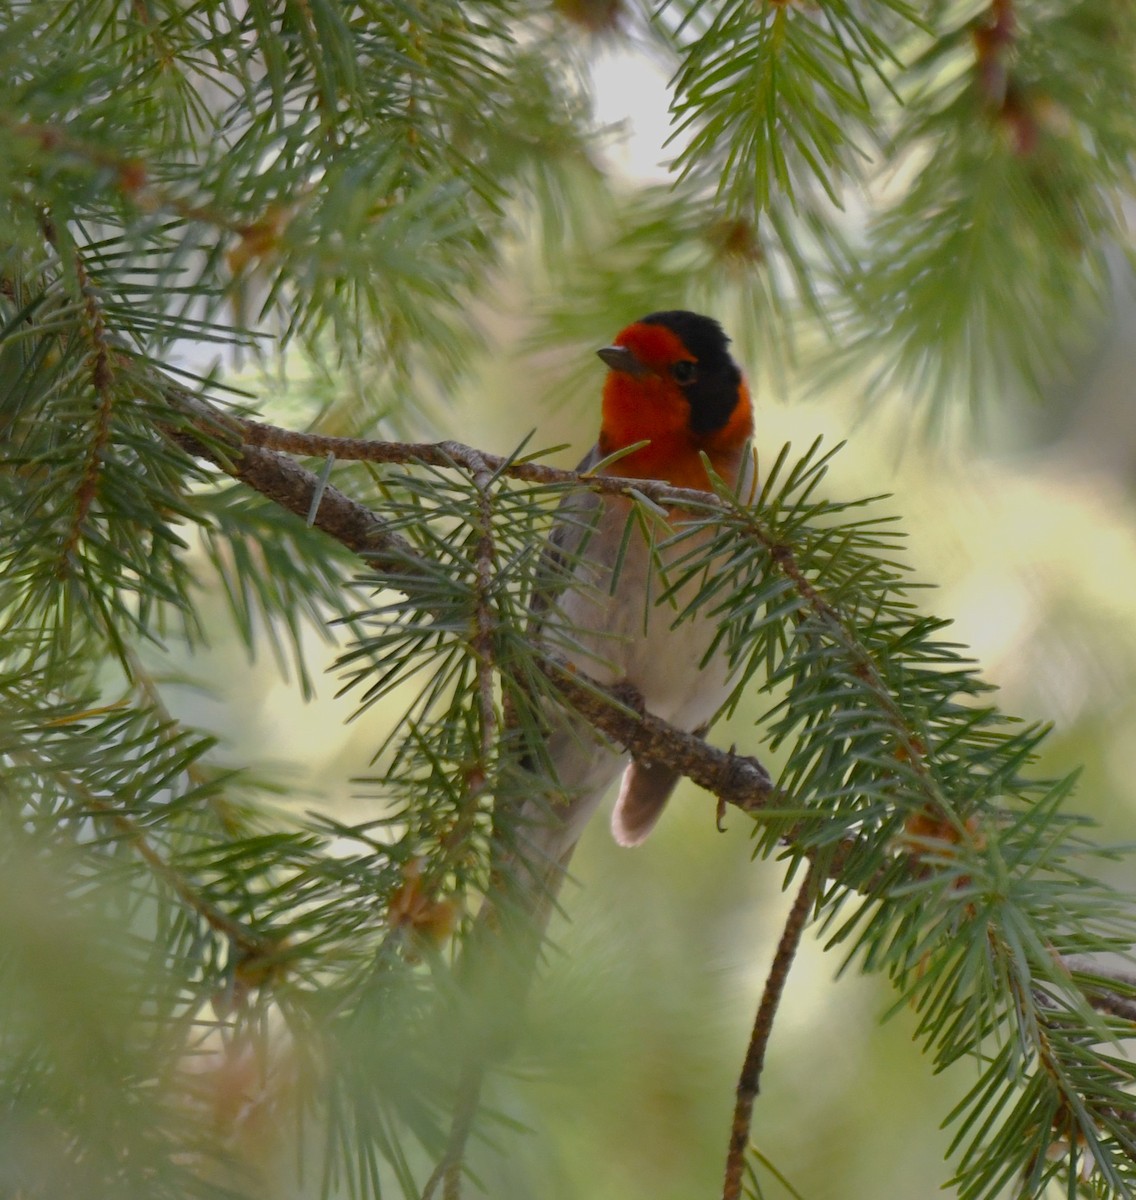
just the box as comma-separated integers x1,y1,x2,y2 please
425,313,755,1198
510,309,755,905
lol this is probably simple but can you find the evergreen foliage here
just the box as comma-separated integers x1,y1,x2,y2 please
3,2,1136,1198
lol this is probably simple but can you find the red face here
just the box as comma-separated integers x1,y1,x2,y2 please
598,320,752,490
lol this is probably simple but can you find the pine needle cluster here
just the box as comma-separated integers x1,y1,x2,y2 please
3,2,1136,1199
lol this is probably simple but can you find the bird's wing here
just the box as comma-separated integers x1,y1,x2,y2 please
526,443,603,633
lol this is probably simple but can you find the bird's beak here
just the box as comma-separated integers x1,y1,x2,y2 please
597,344,650,378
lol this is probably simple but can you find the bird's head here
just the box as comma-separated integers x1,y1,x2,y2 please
596,310,753,490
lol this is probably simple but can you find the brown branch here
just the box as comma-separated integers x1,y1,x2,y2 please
722,863,817,1200
238,419,724,510
165,392,1023,890
163,386,779,822
161,387,424,569
229,416,941,827
536,658,775,815
1060,957,1136,1025
431,450,501,918
60,253,116,565
470,450,499,774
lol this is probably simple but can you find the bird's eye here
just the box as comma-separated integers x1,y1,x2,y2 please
671,360,697,384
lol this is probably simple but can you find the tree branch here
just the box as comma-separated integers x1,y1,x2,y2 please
15,744,269,962
237,416,727,510
160,384,779,820
160,387,1136,1035
176,407,937,826
1060,957,1136,1024
63,252,116,563
161,386,425,568
536,658,775,815
722,862,817,1200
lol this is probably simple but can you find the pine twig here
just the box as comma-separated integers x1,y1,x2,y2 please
722,863,817,1200
420,1066,483,1200
162,384,780,823
121,644,243,830
416,459,502,1200
470,451,499,797
61,251,116,564
1058,957,1136,1024
14,746,268,961
238,417,726,511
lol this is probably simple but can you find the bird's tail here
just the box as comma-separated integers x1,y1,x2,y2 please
455,718,623,1037
426,721,645,1194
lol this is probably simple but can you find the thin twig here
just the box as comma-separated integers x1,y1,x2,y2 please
722,863,817,1200
161,385,781,824
760,536,939,803
60,253,116,563
420,1066,483,1200
99,799,268,959
1059,957,1136,1024
238,419,724,510
470,451,499,785
122,644,242,829
15,746,269,960
419,460,502,1200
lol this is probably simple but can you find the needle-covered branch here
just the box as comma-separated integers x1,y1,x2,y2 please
162,388,420,564
239,413,731,509
163,390,1136,1197
164,384,779,824
9,3,1136,1199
